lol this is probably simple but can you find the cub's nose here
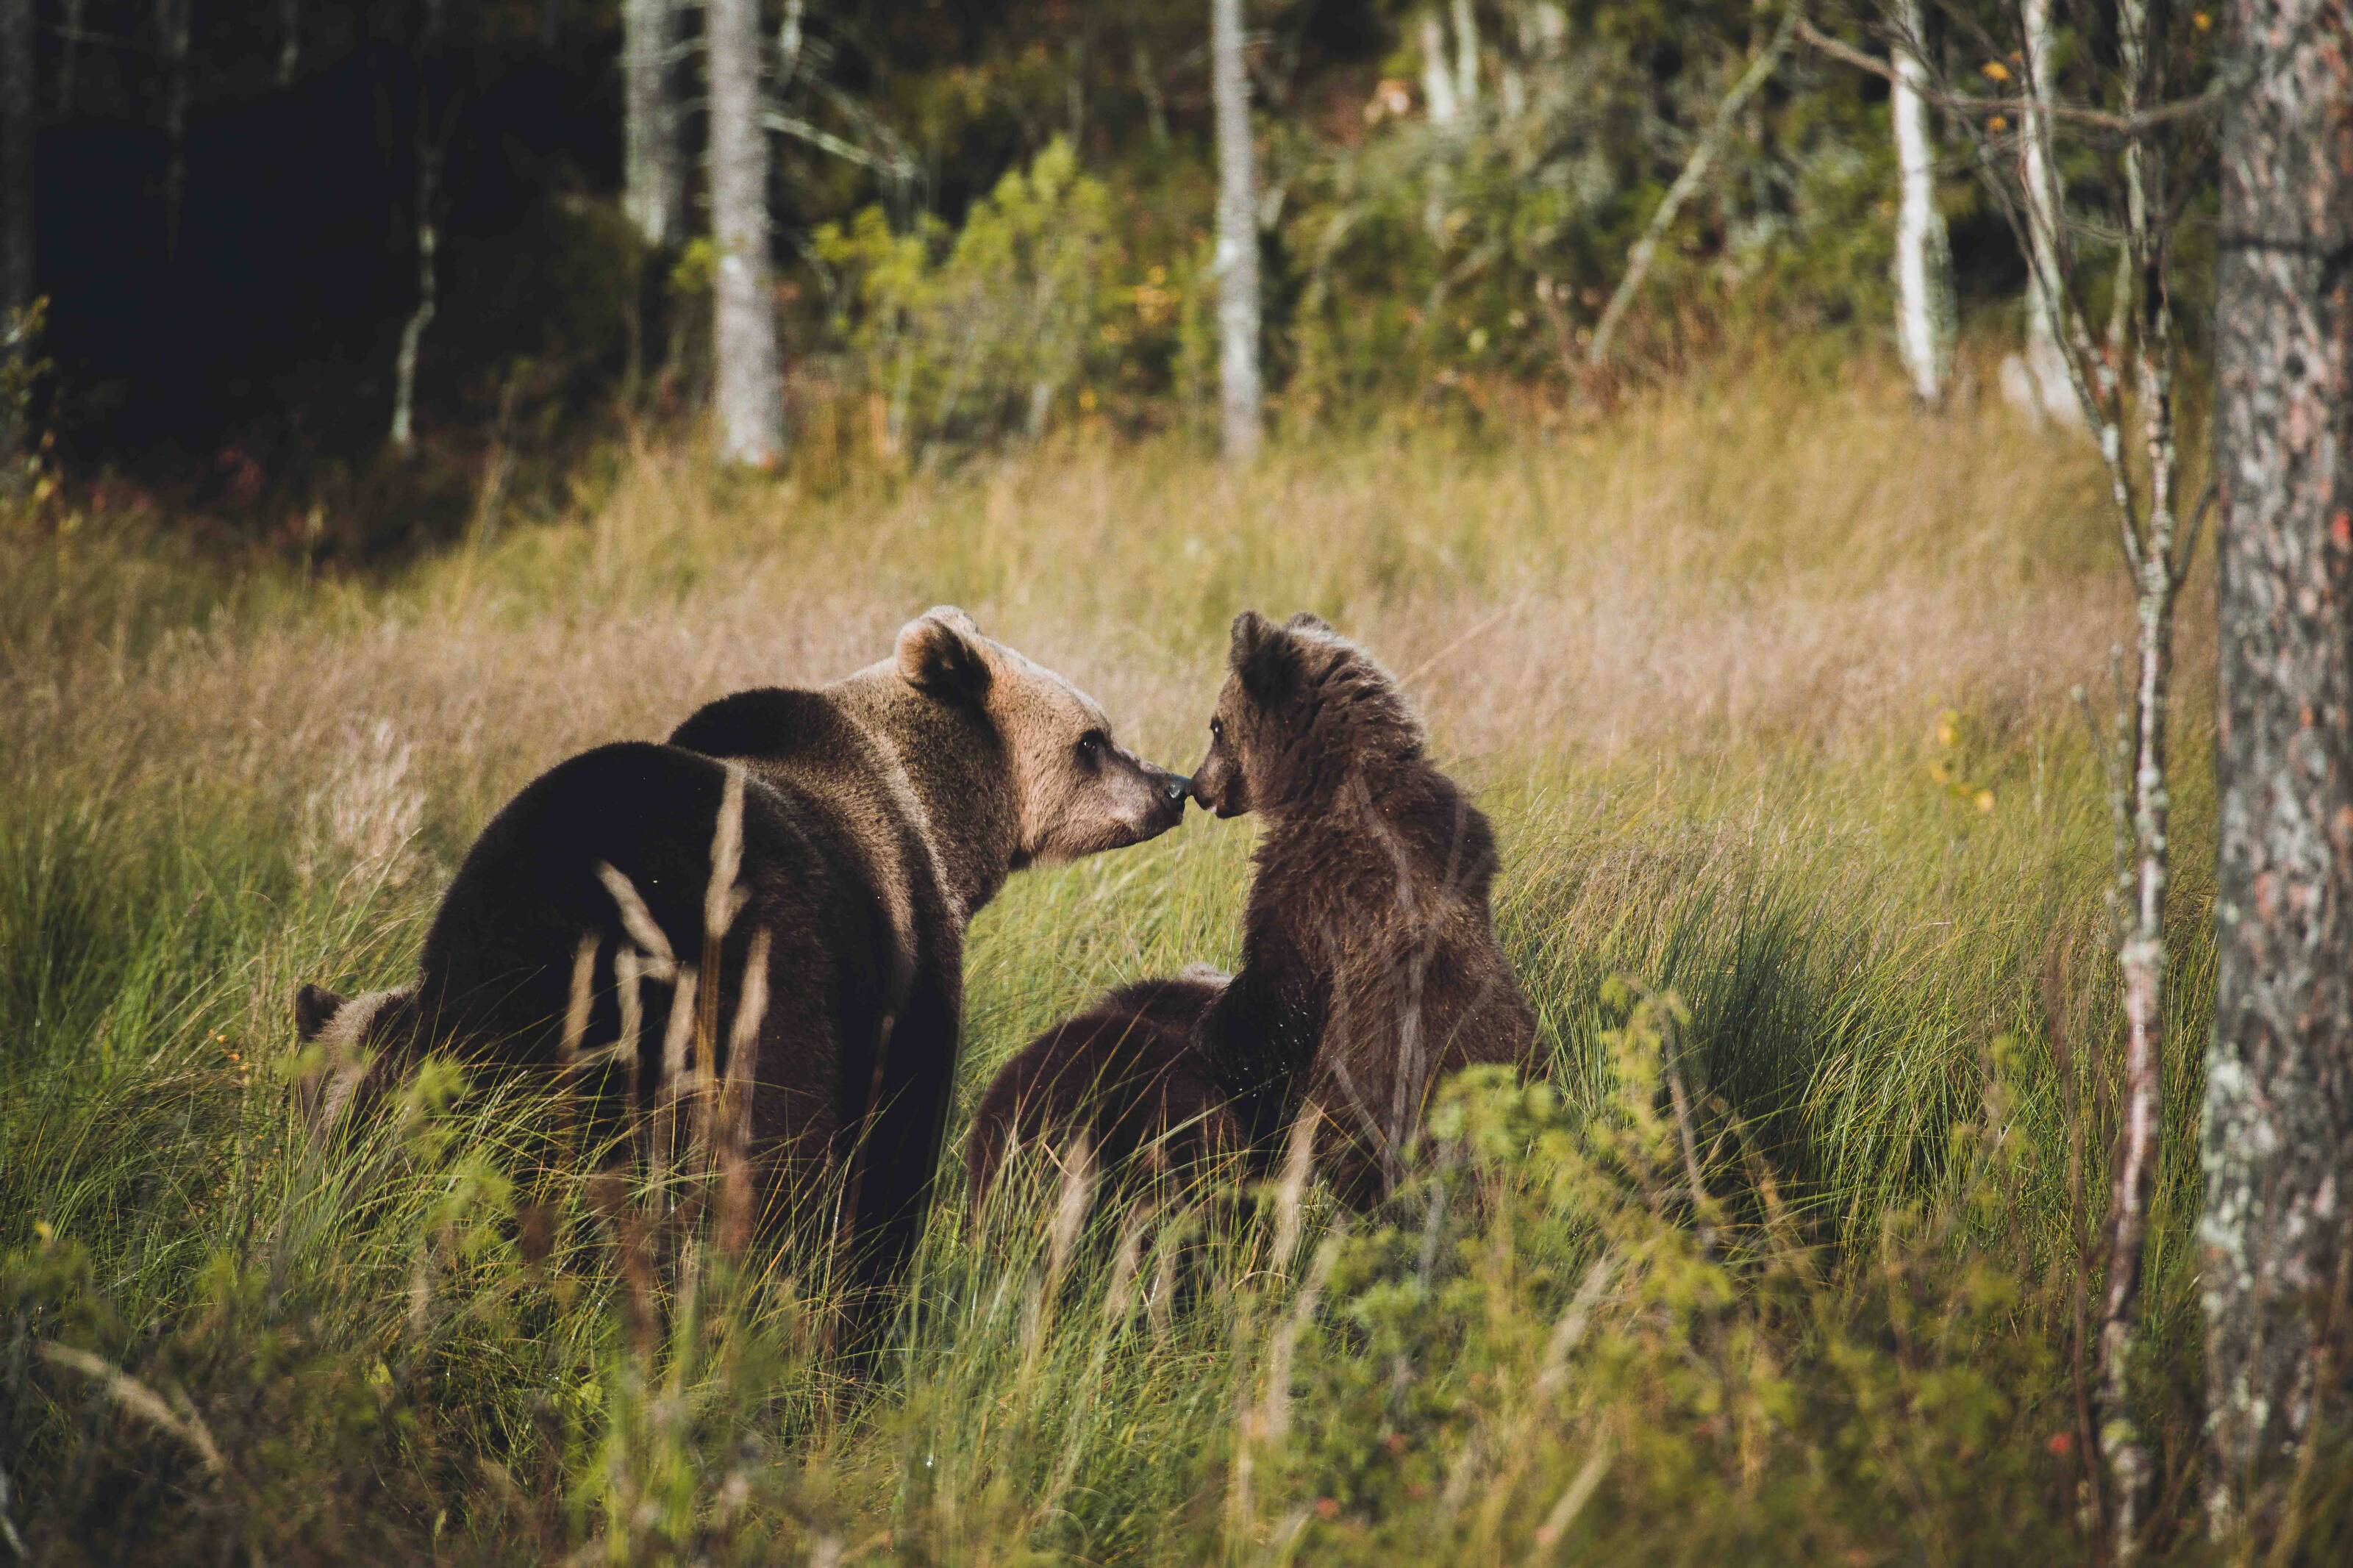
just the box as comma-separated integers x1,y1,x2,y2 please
1161,773,1193,806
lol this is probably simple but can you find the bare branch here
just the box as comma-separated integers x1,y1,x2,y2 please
1795,17,2237,135
1589,6,1800,368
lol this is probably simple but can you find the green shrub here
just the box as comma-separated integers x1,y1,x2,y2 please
815,139,1138,462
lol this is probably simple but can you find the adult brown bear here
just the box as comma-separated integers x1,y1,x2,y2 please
295,607,1191,1308
967,611,1536,1213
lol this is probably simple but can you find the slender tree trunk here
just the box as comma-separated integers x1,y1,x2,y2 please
1135,42,1169,146
2202,0,2353,1542
707,0,783,466
624,0,687,250
1212,0,1262,461
1888,0,1953,406
1588,7,1796,369
1,0,32,493
279,0,300,86
390,0,445,454
2090,1,2180,1553
1449,0,1480,116
1420,10,1459,126
2017,0,2082,427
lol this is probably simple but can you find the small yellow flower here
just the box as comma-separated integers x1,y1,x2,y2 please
34,1220,54,1243
2193,10,2211,28
1988,115,2010,132
1981,60,2013,82
1975,790,1997,813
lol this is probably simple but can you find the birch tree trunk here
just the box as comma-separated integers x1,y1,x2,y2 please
2016,0,2081,427
1,0,31,492
1421,11,1460,127
624,0,687,250
1212,0,1262,462
2202,0,2353,1539
1449,0,1480,117
707,0,784,466
390,0,446,455
1888,0,1952,406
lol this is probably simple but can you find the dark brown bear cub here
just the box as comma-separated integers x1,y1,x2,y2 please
968,612,1536,1212
965,968,1240,1211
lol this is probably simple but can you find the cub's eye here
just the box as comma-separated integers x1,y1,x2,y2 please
1075,729,1107,762
1210,717,1225,740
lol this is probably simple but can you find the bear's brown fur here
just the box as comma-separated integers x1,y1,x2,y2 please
967,612,1536,1211
1192,610,1537,1206
294,608,1192,1313
964,968,1240,1213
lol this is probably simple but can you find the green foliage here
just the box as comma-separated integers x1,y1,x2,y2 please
815,140,1154,461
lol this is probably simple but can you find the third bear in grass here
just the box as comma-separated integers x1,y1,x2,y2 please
969,611,1536,1214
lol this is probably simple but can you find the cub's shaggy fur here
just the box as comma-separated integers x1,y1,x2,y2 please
967,612,1536,1211
295,608,1190,1303
965,969,1239,1211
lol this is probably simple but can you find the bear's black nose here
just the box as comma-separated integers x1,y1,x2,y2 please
1163,773,1193,805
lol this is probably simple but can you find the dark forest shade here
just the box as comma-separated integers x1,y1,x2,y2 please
2203,0,2353,1534
1,0,31,489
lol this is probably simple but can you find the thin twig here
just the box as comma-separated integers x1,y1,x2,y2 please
1588,5,1801,368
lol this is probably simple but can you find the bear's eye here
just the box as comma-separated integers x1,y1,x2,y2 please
1075,729,1106,764
1210,717,1224,740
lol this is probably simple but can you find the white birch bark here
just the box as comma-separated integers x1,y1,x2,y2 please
1449,0,1481,116
390,0,446,454
624,0,687,250
1421,11,1460,126
707,0,785,466
1213,0,1263,461
2018,0,2082,427
1889,0,1953,405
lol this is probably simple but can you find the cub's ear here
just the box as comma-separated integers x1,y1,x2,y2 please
1285,611,1335,634
294,983,346,1042
896,606,993,701
1229,609,1304,705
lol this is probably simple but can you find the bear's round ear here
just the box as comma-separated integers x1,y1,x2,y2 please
897,607,994,701
294,982,346,1043
1229,609,1302,705
1285,611,1335,634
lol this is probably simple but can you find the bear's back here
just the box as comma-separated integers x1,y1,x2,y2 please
413,740,899,1073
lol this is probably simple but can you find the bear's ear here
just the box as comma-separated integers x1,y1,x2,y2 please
1285,611,1335,635
295,983,346,1042
1229,610,1304,705
896,606,994,701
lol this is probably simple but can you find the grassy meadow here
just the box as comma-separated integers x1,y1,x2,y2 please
1,353,2279,1563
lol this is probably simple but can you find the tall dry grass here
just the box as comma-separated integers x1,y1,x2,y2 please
0,353,2258,1564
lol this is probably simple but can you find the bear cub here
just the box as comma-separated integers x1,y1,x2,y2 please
968,612,1537,1214
965,967,1240,1211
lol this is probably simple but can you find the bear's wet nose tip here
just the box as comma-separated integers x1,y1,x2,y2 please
1163,773,1193,806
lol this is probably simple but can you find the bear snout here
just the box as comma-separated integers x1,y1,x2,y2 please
1141,767,1192,832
